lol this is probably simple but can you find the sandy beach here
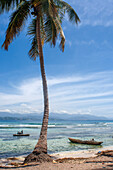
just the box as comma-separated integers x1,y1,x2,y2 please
1,156,113,170
1,157,113,170
1,146,113,169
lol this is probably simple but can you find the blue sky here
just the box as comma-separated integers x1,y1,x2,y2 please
0,0,113,117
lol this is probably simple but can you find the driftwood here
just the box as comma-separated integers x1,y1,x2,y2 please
97,150,113,157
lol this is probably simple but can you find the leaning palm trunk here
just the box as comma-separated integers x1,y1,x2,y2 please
24,12,52,163
34,14,49,154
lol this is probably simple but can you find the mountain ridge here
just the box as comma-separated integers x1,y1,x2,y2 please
0,112,110,120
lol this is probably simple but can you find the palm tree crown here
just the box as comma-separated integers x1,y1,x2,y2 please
1,0,80,54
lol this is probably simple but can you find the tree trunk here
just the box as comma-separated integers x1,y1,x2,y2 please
24,10,52,164
34,13,49,155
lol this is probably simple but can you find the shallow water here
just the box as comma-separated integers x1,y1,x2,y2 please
0,119,113,158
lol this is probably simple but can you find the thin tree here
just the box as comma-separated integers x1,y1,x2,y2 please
0,0,80,163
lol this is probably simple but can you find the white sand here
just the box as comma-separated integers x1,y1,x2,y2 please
51,145,113,159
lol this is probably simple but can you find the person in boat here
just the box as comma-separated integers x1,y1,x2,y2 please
17,131,21,134
17,130,23,134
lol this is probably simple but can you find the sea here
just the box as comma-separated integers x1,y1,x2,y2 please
0,119,113,158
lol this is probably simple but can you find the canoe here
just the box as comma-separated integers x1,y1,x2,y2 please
68,137,103,145
13,134,30,136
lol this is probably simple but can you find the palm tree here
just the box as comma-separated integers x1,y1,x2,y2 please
0,0,80,163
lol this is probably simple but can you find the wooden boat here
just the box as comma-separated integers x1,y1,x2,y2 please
13,134,30,136
68,137,103,145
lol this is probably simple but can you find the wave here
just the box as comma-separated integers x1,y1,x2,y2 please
104,122,113,125
0,124,67,128
0,121,112,129
76,124,95,127
75,122,108,127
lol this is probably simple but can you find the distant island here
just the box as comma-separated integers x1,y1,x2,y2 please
0,112,110,121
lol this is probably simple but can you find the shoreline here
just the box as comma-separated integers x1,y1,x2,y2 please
1,145,113,160
51,145,113,159
1,145,113,169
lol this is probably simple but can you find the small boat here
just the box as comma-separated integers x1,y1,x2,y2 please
68,137,103,145
13,130,30,137
13,134,30,136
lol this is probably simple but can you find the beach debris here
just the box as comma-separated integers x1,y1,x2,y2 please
0,156,26,168
7,157,25,161
10,162,20,166
53,160,57,164
0,159,9,163
97,150,113,157
7,157,18,160
97,151,101,154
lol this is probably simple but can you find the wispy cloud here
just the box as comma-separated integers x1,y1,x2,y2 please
72,40,113,52
0,71,113,117
66,0,113,27
74,40,95,46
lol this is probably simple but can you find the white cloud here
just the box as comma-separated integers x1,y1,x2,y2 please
0,71,113,117
0,109,11,113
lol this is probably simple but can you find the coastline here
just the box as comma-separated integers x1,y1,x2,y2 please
1,145,113,169
1,119,113,160
51,145,113,159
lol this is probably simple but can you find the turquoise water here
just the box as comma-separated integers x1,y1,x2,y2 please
0,119,113,158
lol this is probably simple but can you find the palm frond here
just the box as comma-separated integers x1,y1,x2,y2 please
27,16,47,59
0,0,24,14
2,1,31,50
27,18,36,37
44,0,65,51
51,16,65,51
44,15,57,46
29,36,39,60
49,14,65,51
54,0,80,24
29,0,65,51
40,0,49,13
27,18,39,60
